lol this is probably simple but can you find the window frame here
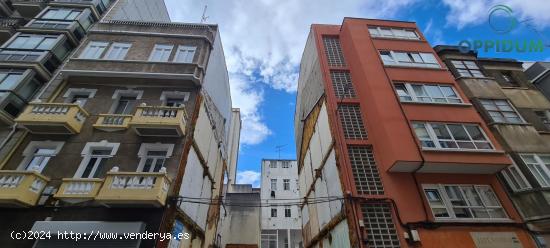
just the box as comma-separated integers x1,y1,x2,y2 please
500,158,532,192
534,110,550,130
18,141,65,173
173,45,196,63
379,50,441,68
270,179,277,191
62,88,97,107
368,26,419,40
137,143,174,173
0,70,24,91
520,154,550,188
423,184,509,221
40,8,82,20
284,207,291,218
79,41,109,59
394,82,463,104
6,34,61,50
103,42,132,60
74,141,119,179
149,44,174,62
271,208,277,218
450,60,486,78
413,122,494,151
480,99,525,124
283,179,290,191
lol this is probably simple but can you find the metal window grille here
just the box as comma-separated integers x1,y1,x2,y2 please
348,146,384,195
338,105,367,139
331,71,356,98
361,202,401,248
322,36,346,67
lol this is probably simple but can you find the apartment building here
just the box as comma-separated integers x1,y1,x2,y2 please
0,1,237,247
435,46,550,247
294,18,536,248
525,62,550,101
260,159,302,248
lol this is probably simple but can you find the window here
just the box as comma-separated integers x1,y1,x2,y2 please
173,45,196,63
285,207,291,217
41,8,81,20
368,26,419,40
0,70,23,91
76,141,119,178
423,184,507,220
322,36,346,67
282,161,290,168
113,96,136,114
271,208,277,217
269,161,277,168
63,88,96,107
80,41,108,59
501,71,519,87
19,141,64,173
521,154,550,187
480,99,524,124
141,150,168,172
7,35,58,50
501,161,532,192
413,122,493,150
149,44,173,62
283,179,290,191
394,83,462,104
379,51,440,68
451,60,485,78
160,91,189,107
271,179,277,191
104,42,131,60
535,110,550,130
137,143,174,173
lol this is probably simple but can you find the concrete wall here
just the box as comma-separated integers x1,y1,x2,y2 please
104,0,170,22
227,109,241,186
218,185,261,247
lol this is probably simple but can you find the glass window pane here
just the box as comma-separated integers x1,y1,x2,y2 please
465,125,486,141
461,186,483,206
0,73,22,90
420,53,438,64
368,27,379,36
413,123,430,139
37,37,57,50
394,84,411,101
448,124,469,140
441,86,458,98
410,53,423,63
394,52,411,63
380,28,393,36
452,60,466,68
464,61,479,69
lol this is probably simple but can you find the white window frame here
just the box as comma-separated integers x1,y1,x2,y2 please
423,184,509,221
74,141,119,178
137,143,174,172
79,41,109,59
283,179,290,191
109,89,143,114
269,161,277,168
520,154,550,188
413,122,494,151
173,45,196,63
149,44,174,62
500,157,532,192
270,179,277,191
394,82,463,104
368,26,419,40
160,91,190,107
480,99,525,124
451,60,485,78
379,50,440,68
62,88,97,107
18,141,65,173
282,161,290,168
103,42,132,60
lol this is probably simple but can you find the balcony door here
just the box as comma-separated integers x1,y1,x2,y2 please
25,148,56,173
78,148,112,178
140,151,167,173
113,96,136,114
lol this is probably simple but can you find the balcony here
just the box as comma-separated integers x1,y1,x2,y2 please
0,18,27,44
10,0,49,18
54,178,103,203
95,168,171,207
21,17,91,46
50,0,110,19
93,114,132,132
0,170,50,207
15,102,89,134
129,106,187,137
0,48,62,81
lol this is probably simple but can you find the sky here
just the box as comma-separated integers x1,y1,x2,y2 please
164,0,550,187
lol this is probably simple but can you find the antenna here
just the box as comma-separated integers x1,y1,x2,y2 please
275,144,287,159
200,5,209,23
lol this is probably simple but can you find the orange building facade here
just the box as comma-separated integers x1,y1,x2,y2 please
294,18,536,248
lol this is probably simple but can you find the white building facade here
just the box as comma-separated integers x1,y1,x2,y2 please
261,159,303,248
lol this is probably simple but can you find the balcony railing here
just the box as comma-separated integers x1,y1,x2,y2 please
93,114,132,132
10,0,50,18
54,178,103,203
15,102,89,134
129,105,187,137
0,170,50,207
0,17,26,30
95,167,170,207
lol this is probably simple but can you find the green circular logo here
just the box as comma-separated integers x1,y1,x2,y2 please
488,5,518,34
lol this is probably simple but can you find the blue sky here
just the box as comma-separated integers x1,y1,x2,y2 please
165,0,550,187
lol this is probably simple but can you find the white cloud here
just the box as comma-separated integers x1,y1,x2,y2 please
236,170,261,187
165,0,417,145
442,0,550,30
